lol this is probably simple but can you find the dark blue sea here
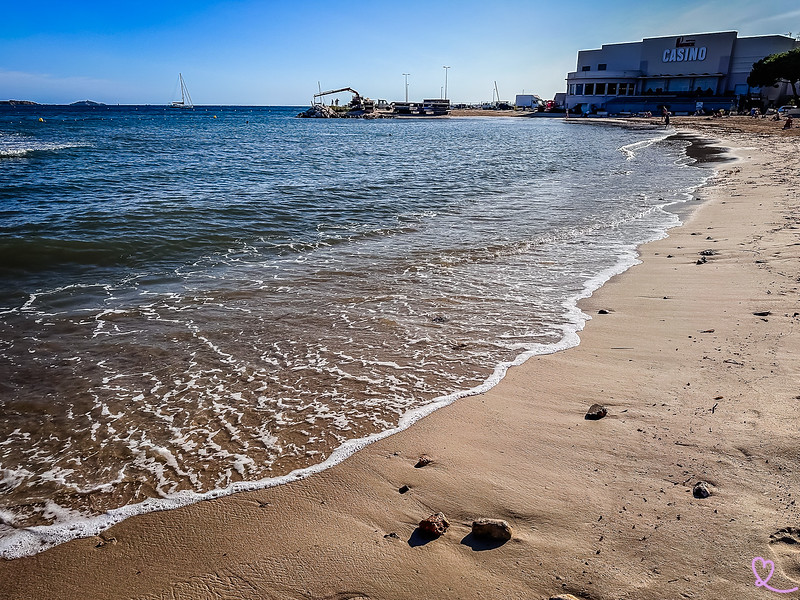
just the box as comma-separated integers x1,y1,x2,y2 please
0,105,713,557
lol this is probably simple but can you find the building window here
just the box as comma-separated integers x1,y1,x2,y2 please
668,78,692,92
584,83,594,95
569,84,575,95
692,77,717,94
582,66,591,72
598,64,607,71
575,84,584,95
607,83,618,95
595,83,607,95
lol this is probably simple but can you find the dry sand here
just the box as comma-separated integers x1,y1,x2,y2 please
2,117,800,600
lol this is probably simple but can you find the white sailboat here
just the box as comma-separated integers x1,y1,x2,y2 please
170,73,194,109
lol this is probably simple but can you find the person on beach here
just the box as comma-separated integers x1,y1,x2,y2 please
784,115,794,130
663,108,671,128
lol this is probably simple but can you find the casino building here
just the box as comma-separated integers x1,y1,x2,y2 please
565,31,799,115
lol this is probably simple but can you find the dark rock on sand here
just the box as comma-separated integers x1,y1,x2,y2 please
753,311,771,317
419,512,449,538
699,249,717,256
597,309,612,315
398,484,410,494
471,518,513,541
414,455,433,468
770,527,800,545
585,404,608,420
693,481,712,498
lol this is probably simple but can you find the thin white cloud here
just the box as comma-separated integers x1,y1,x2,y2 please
0,69,111,87
743,8,800,31
0,69,119,103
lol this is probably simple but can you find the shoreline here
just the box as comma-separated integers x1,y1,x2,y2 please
0,125,710,562
3,120,799,599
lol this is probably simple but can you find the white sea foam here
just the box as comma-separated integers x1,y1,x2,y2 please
0,141,89,158
618,133,672,160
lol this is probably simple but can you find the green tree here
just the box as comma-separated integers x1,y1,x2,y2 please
747,47,800,102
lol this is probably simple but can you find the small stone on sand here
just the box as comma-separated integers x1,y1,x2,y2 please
414,455,433,468
418,512,449,538
472,518,513,541
693,481,712,498
585,404,608,420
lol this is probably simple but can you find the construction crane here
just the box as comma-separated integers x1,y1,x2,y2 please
314,87,362,103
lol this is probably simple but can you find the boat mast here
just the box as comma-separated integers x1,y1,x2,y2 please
179,73,193,108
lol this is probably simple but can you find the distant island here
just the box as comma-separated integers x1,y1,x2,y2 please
0,99,107,106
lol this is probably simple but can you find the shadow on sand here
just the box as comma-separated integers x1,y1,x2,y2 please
407,527,437,547
460,532,509,551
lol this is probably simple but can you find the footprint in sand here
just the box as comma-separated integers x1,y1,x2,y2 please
768,528,800,584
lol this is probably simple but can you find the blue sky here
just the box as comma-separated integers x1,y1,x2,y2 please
1,0,798,105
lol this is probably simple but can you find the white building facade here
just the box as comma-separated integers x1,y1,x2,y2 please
565,32,799,114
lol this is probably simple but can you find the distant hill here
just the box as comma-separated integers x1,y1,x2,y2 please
70,100,106,106
0,100,39,106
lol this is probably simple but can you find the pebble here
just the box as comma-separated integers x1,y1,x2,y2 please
418,512,449,538
585,404,608,420
414,454,433,468
693,481,712,498
471,518,513,541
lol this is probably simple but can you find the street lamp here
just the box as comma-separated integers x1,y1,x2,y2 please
443,66,450,100
402,73,410,103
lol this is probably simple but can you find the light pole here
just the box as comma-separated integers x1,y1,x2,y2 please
403,73,410,103
443,66,450,100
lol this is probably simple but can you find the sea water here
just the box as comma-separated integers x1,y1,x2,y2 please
0,106,713,557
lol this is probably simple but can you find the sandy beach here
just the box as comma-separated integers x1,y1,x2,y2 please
2,116,800,600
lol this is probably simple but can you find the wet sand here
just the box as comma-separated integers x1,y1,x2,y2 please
2,117,800,599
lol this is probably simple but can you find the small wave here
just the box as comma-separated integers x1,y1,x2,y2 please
618,133,671,160
0,234,252,273
0,142,89,159
408,205,665,269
